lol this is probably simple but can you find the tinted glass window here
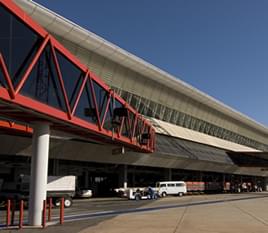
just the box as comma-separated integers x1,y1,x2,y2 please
167,183,175,187
92,81,109,123
55,50,84,109
102,98,114,131
74,81,96,124
176,183,185,187
0,5,40,88
21,45,66,112
0,70,6,87
160,184,166,187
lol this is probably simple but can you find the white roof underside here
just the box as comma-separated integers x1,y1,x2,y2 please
149,118,259,153
14,0,268,136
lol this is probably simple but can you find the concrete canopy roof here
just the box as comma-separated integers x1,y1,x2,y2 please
15,0,268,137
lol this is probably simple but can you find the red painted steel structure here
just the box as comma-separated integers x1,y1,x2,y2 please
0,0,155,152
0,120,32,135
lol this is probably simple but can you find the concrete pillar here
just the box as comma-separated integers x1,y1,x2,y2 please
28,123,50,226
84,170,89,188
132,167,136,187
123,165,127,189
165,168,172,180
118,165,128,188
199,172,203,181
264,177,268,191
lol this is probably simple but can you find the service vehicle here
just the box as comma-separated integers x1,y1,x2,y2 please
156,181,187,197
127,187,158,200
0,175,76,208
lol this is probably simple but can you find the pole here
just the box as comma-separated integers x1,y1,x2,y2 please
6,199,11,227
42,200,46,228
48,198,52,222
60,198,64,224
28,122,50,226
19,200,24,229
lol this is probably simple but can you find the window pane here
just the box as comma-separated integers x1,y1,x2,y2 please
74,81,96,124
0,70,6,87
21,45,66,112
92,81,109,123
0,5,41,88
55,50,84,109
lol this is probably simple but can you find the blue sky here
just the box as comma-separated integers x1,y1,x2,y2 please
35,0,268,127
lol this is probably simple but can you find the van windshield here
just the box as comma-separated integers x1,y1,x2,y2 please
156,182,160,188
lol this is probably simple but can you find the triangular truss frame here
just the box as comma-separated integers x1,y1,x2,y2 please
0,0,155,153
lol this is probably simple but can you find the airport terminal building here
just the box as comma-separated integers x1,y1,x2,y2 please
1,0,268,200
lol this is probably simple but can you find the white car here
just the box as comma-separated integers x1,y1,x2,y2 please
76,189,93,198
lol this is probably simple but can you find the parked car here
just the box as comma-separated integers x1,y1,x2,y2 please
76,189,93,198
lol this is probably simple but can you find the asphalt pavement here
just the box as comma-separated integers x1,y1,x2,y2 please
1,193,268,233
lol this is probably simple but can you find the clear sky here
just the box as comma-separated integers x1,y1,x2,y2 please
34,0,268,127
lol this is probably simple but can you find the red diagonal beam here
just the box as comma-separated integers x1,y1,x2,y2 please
71,71,89,116
15,35,50,95
126,109,133,139
50,42,72,119
101,93,111,128
89,77,102,131
131,113,138,140
0,54,15,99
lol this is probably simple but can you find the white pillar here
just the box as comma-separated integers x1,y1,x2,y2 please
264,177,268,191
118,165,128,188
123,165,128,189
28,123,50,226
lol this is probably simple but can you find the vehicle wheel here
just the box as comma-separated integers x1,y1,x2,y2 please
64,197,73,208
54,198,61,207
178,192,183,197
135,194,141,201
162,192,167,197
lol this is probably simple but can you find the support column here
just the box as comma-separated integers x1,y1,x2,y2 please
264,177,268,191
123,165,127,189
84,170,89,188
118,165,128,188
164,168,172,180
28,123,50,226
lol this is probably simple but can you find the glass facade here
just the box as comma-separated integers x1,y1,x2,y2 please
112,86,268,151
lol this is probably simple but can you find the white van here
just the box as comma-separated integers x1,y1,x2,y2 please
156,181,187,197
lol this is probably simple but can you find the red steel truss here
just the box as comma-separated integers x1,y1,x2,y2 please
0,0,155,152
0,119,32,136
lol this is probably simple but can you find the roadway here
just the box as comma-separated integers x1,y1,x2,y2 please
1,192,268,232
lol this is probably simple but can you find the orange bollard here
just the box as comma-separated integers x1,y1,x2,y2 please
48,198,52,222
60,198,64,224
42,200,46,228
19,200,24,229
11,200,15,226
6,199,11,227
